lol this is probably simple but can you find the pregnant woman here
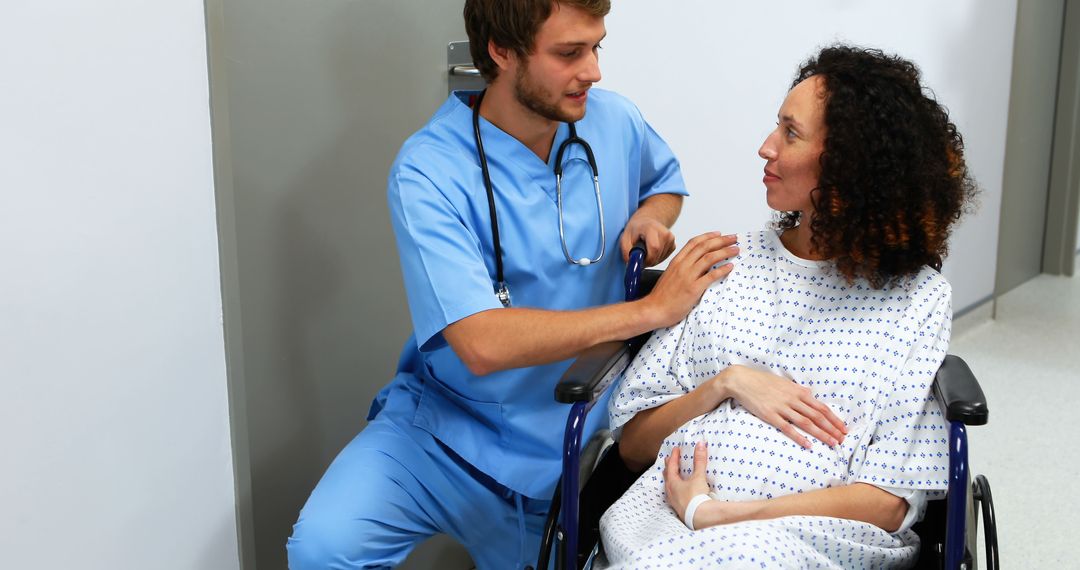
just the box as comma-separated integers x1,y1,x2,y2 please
599,44,977,569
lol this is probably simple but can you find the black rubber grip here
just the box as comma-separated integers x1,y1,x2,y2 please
555,341,631,403
932,354,989,425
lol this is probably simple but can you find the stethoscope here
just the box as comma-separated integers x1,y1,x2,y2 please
472,89,605,308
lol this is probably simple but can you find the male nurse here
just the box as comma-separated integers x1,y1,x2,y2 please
287,1,738,568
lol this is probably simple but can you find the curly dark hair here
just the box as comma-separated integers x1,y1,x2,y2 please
777,45,978,288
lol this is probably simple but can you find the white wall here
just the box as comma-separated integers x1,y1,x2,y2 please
603,1,1017,312
0,2,239,569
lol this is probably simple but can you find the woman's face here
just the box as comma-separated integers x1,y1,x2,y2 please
758,75,827,214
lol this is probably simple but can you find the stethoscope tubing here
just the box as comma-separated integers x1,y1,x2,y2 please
471,89,604,308
555,171,605,266
471,90,509,305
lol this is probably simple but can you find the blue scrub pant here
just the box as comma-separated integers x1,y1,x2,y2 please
286,385,551,569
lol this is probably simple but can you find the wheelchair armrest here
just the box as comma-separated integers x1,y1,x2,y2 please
933,354,988,425
556,341,632,404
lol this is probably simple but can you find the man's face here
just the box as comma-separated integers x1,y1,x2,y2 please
511,4,605,123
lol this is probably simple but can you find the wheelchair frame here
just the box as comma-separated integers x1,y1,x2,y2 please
537,245,998,570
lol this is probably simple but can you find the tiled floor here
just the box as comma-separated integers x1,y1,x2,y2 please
951,266,1080,568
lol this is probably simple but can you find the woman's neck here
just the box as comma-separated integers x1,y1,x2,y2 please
780,222,827,261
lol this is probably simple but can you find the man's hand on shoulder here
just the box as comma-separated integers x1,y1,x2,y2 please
641,232,739,329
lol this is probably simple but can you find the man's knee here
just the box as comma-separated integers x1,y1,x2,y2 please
287,517,363,570
287,514,414,570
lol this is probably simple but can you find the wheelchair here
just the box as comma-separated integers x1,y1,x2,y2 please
536,244,999,570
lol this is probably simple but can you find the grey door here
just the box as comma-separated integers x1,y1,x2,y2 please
206,1,474,567
995,0,1066,296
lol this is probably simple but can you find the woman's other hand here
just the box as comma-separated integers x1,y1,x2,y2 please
713,365,847,449
664,442,711,526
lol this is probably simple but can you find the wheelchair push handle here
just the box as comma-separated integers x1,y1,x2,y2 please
625,239,647,302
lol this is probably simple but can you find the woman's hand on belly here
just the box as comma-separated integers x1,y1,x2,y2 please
714,365,847,449
619,364,847,471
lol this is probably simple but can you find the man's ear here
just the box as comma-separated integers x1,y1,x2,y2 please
488,39,515,74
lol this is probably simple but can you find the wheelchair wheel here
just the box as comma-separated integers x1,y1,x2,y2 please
973,475,998,570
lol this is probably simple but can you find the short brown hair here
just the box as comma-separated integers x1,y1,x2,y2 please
463,0,610,82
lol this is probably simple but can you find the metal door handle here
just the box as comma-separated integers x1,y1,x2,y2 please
448,41,485,94
450,65,480,77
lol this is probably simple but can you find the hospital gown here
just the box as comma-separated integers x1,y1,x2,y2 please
599,229,952,569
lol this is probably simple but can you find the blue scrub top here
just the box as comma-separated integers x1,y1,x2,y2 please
376,88,686,499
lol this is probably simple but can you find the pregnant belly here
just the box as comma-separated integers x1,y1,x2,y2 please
672,404,851,501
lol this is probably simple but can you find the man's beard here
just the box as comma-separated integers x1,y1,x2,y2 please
513,61,579,124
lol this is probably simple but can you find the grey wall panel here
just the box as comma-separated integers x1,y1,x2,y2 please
208,1,471,567
1045,0,1080,274
995,0,1066,296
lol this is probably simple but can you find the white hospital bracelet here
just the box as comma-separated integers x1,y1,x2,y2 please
682,494,712,531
